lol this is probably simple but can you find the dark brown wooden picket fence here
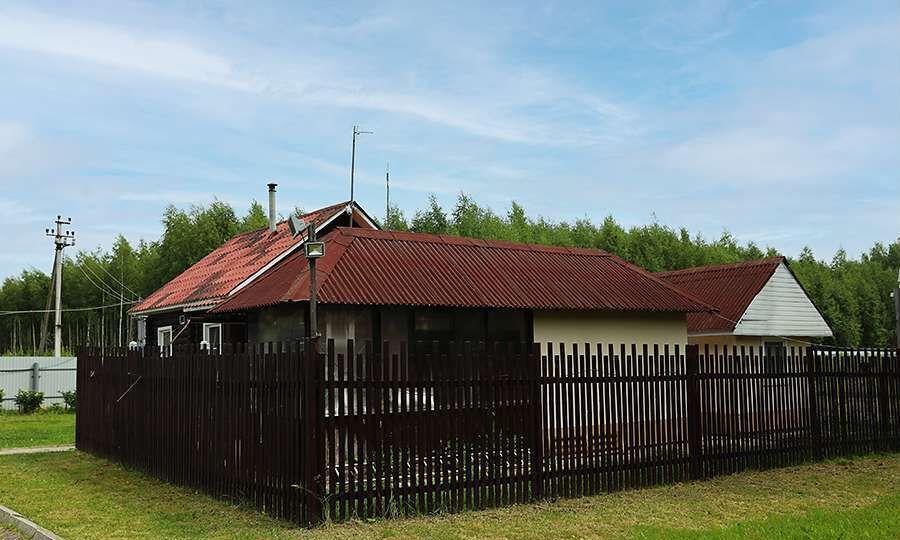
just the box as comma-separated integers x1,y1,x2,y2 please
76,341,900,526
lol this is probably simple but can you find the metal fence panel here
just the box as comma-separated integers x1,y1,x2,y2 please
0,356,77,409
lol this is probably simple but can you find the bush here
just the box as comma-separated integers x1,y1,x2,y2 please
15,390,44,414
0,388,4,404
61,390,76,411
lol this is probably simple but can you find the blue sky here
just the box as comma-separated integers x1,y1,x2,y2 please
1,1,898,280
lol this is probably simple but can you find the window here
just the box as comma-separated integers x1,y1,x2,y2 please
203,323,223,355
157,326,173,355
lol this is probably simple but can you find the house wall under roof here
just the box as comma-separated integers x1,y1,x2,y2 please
689,334,812,352
532,311,688,350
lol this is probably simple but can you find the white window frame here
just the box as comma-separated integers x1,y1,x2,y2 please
157,325,173,355
203,323,223,355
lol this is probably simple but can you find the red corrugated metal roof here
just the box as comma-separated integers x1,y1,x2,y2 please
131,202,369,314
213,228,716,314
655,257,783,333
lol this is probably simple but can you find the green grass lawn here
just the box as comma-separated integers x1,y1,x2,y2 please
0,451,897,539
0,411,75,449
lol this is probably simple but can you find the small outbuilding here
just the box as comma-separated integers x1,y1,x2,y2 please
656,257,833,352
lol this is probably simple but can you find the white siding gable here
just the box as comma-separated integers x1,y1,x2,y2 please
734,263,832,337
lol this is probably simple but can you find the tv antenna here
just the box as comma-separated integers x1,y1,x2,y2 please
349,125,373,227
385,162,390,225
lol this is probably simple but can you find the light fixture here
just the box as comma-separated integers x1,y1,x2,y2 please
305,241,326,259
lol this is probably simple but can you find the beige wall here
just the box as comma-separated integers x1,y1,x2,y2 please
533,310,688,349
689,334,812,353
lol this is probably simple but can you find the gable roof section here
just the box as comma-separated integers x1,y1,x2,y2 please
131,202,376,315
213,228,716,313
655,257,784,334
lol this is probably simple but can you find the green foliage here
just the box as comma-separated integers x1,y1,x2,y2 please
15,390,44,414
410,194,449,234
0,192,896,352
61,390,76,411
385,193,899,347
0,201,276,354
0,388,4,403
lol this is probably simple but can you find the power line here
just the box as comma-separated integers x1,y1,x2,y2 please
84,258,136,300
88,256,139,298
76,261,125,299
0,300,138,316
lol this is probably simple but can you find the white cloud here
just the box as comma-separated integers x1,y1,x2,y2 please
654,16,900,185
661,127,882,183
0,8,249,90
0,7,637,147
118,191,218,204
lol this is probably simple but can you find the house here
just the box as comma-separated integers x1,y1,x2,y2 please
656,257,833,353
129,185,380,352
208,227,715,356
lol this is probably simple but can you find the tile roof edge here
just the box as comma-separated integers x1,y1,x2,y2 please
655,256,785,278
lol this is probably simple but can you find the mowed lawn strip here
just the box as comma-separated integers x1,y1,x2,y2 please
0,412,75,449
0,451,897,539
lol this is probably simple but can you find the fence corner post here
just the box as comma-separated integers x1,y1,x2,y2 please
805,346,822,460
876,348,895,452
302,336,325,525
685,344,702,481
530,342,543,501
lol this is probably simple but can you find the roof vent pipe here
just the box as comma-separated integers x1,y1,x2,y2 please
267,183,277,233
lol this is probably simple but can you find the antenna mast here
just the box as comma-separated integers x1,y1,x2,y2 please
349,125,373,227
45,216,75,357
385,162,390,225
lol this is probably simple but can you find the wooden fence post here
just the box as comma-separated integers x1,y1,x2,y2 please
805,346,822,460
685,345,702,481
302,337,324,525
877,354,889,452
530,342,543,501
877,348,895,452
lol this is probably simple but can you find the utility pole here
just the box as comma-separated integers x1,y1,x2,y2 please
349,125,373,226
37,251,57,353
45,217,75,358
385,162,390,226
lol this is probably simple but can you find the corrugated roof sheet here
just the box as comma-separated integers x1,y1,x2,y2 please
131,202,366,314
213,228,716,314
655,257,783,333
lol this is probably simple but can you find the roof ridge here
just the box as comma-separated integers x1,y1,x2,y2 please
336,227,614,257
218,200,351,240
655,256,784,277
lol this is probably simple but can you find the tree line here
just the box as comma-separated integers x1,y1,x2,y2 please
1,194,897,354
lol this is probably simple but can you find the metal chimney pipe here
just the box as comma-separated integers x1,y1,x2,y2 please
267,183,277,233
